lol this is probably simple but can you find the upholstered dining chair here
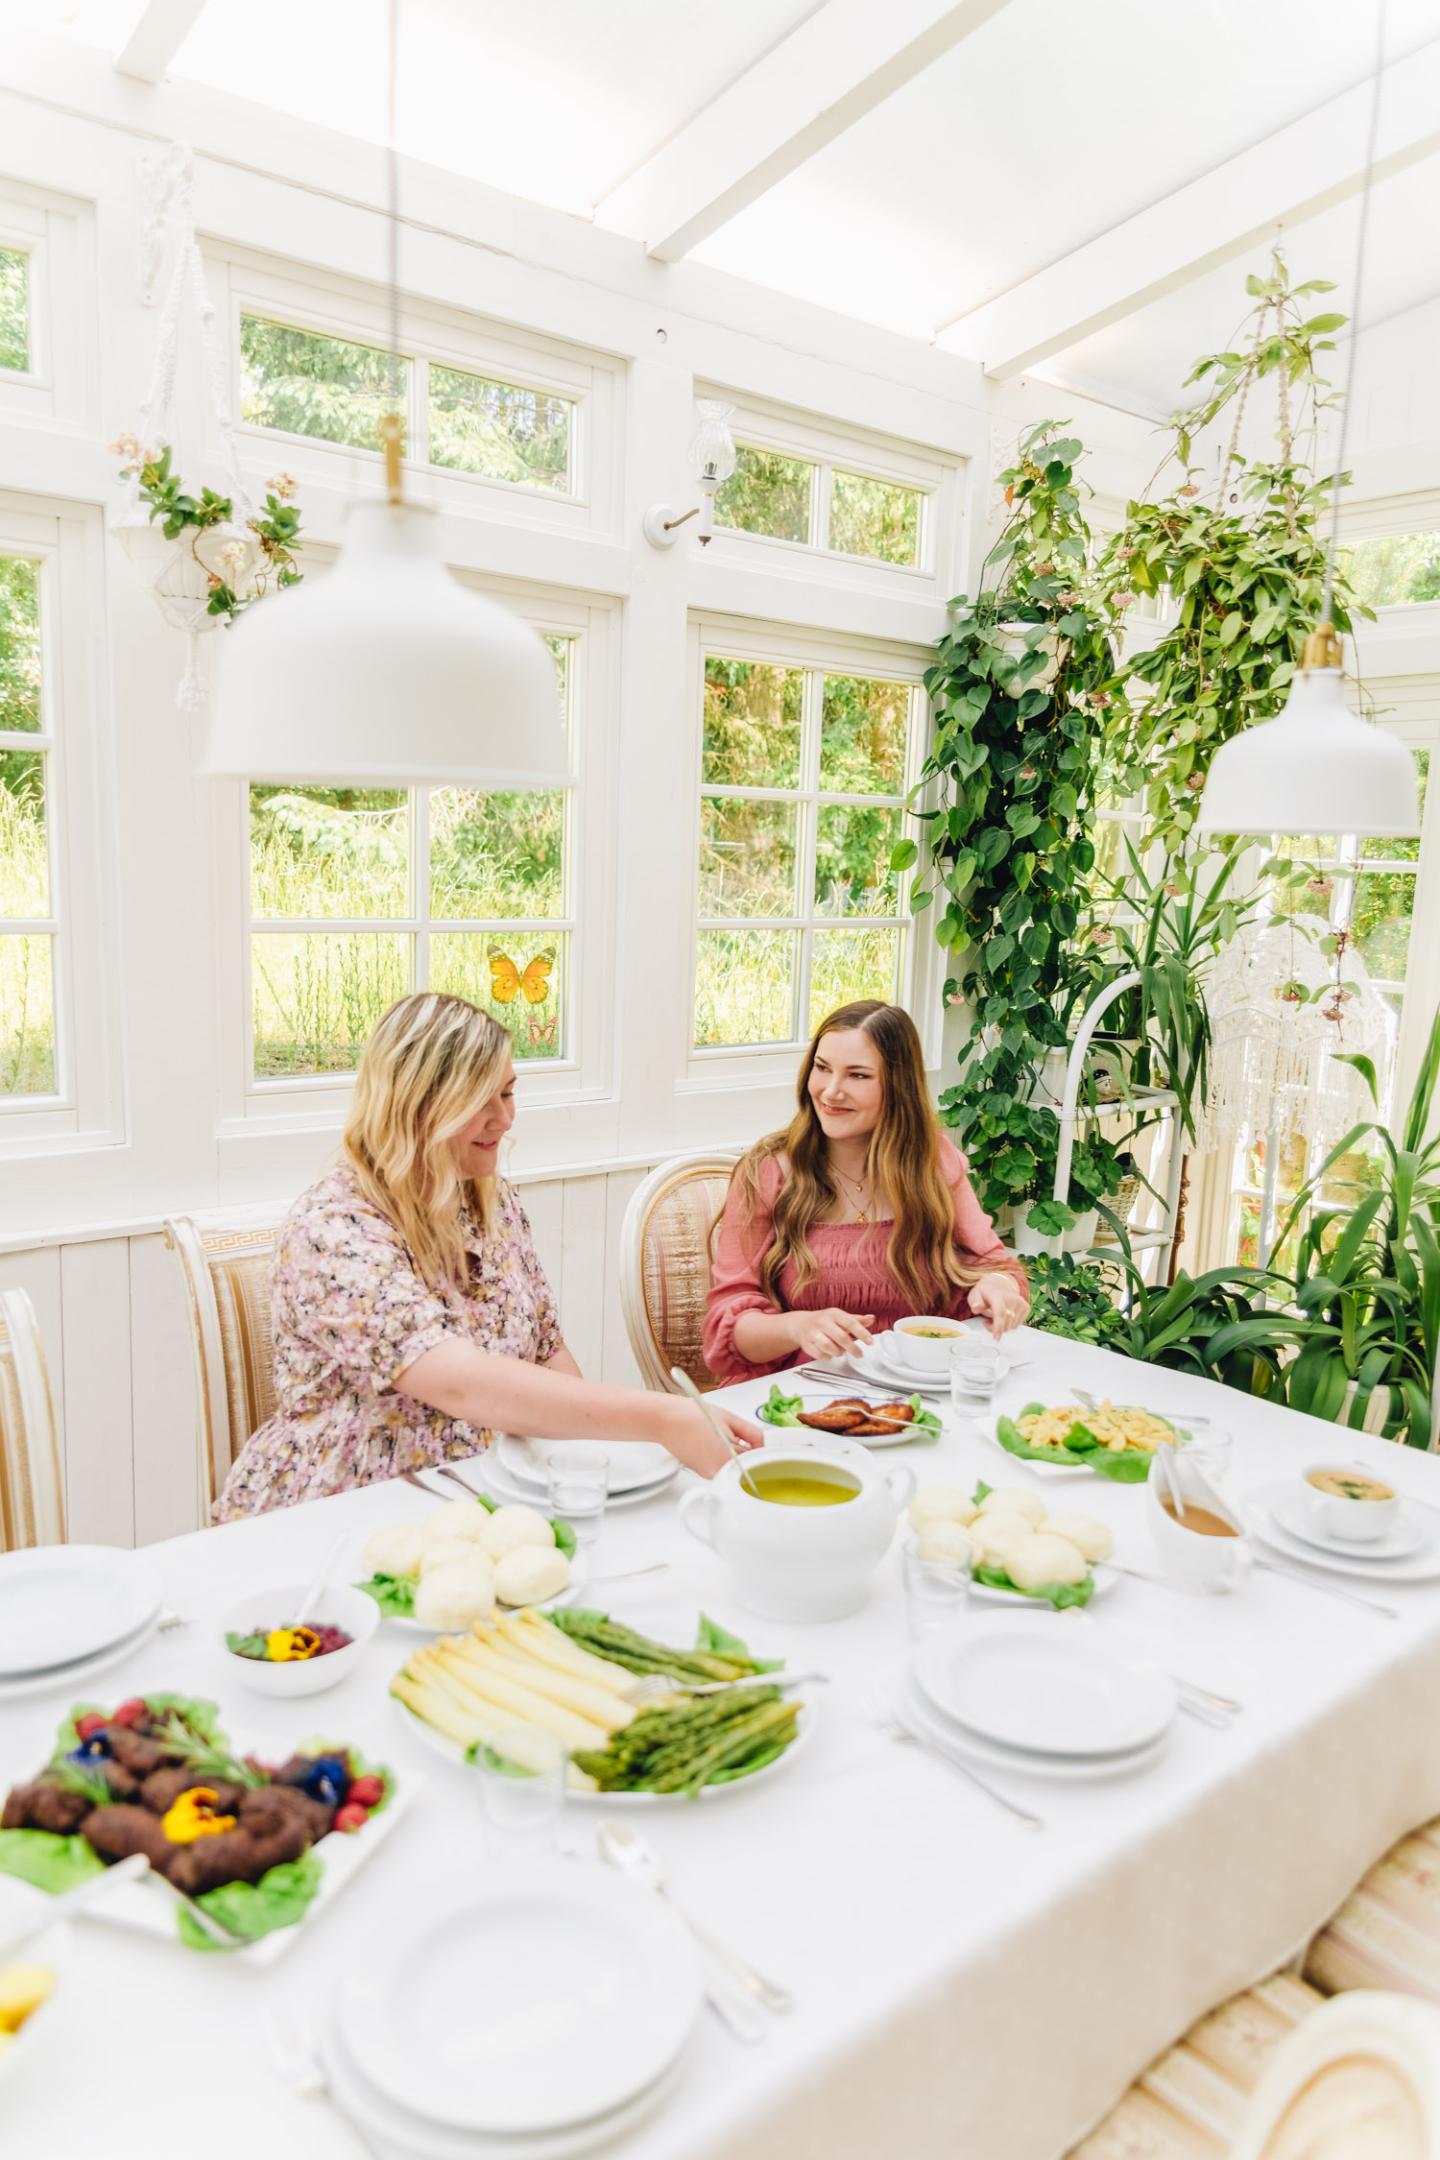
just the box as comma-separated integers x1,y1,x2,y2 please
0,1286,65,1551
619,1152,740,1393
164,1208,281,1521
1233,1991,1440,2157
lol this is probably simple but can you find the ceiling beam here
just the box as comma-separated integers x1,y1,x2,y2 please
114,0,208,85
936,37,1440,380
595,0,1013,263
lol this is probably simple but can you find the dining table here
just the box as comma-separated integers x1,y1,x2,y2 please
5,1324,1440,2160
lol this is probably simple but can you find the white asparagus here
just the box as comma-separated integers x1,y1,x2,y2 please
470,1634,634,1729
503,1609,636,1690
431,1640,609,1746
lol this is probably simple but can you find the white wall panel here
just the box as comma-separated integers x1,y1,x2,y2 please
58,1238,132,1546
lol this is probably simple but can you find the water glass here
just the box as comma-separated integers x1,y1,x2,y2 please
949,1329,1002,1410
902,1536,970,1642
472,1724,566,1848
545,1444,610,1546
1182,1418,1233,1487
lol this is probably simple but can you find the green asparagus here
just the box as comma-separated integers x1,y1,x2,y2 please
571,1685,800,1796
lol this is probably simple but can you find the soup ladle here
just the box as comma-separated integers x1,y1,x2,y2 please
670,1367,763,1497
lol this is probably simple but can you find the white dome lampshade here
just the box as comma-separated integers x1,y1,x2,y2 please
1197,636,1419,841
201,497,567,786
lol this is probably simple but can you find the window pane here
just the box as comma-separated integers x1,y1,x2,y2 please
808,926,901,1029
1340,532,1440,608
0,934,54,1095
430,789,564,919
815,804,900,915
1361,747,1428,862
250,787,409,920
702,658,802,789
431,930,565,1061
0,556,41,733
428,364,572,491
1349,870,1414,984
252,931,409,1077
828,470,921,566
0,248,27,373
715,445,813,543
0,752,47,916
819,674,909,793
699,797,797,917
694,928,796,1048
240,315,406,452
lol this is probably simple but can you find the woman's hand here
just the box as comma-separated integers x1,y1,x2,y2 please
658,1398,763,1479
969,1272,1027,1337
787,1308,876,1361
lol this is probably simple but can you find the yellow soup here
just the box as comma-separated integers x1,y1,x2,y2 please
746,1467,858,1508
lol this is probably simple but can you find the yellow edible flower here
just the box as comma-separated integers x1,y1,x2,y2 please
160,1787,237,1844
266,1625,321,1663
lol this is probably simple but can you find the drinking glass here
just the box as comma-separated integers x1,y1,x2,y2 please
545,1444,610,1546
1182,1418,1233,1486
949,1330,1002,1411
472,1724,566,1848
902,1536,970,1642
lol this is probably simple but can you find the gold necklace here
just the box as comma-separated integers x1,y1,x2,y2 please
832,1163,873,1224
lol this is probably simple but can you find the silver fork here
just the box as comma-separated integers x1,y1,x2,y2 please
266,2006,384,2157
875,1696,1044,1831
626,1668,827,1707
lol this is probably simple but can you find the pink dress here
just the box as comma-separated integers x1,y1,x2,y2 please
702,1137,1027,1383
214,1164,561,1521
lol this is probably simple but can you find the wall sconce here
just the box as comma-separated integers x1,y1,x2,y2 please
642,399,736,548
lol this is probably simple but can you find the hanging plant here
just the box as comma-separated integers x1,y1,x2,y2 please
1096,249,1370,863
110,437,304,623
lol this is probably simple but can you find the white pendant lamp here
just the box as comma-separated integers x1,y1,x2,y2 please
1196,0,1418,843
201,1,564,788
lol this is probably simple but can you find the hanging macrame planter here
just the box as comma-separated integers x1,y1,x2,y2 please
109,143,304,713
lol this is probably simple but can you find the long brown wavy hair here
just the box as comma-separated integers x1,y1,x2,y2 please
732,1000,983,1312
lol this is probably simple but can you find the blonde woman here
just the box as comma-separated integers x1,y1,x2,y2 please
704,1000,1027,1384
215,994,759,1519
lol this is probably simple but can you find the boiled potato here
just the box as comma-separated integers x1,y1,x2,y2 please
363,1520,425,1579
966,1513,1032,1567
1040,1511,1113,1564
916,1521,974,1568
479,1503,556,1562
494,1545,570,1607
413,1554,496,1629
420,1535,483,1575
419,1500,491,1551
909,1485,977,1532
977,1487,1045,1527
1006,1532,1089,1592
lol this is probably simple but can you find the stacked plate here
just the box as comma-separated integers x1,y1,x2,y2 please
0,1546,164,1701
328,1871,702,2158
903,1614,1175,1781
490,1434,678,1510
1246,1479,1440,1585
851,1320,1021,1399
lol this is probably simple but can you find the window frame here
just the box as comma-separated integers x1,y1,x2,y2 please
215,573,618,1130
682,614,940,1088
0,497,121,1152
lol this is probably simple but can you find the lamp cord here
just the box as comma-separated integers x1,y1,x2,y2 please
1320,0,1386,629
387,0,399,396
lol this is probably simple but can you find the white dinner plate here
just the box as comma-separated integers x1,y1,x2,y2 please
369,1542,590,1633
320,2008,688,2160
496,1432,677,1498
0,1546,163,1678
394,1691,816,1803
913,1614,1174,1757
1265,1483,1424,1562
970,1562,1117,1609
476,1453,669,1515
0,1606,165,1704
899,1676,1169,1783
1245,1481,1440,1583
340,1869,702,2135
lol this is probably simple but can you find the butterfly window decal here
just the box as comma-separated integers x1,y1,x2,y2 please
487,945,555,1006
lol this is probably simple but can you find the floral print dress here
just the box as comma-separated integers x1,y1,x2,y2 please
214,1164,561,1521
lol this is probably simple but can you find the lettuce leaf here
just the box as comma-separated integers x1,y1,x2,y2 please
994,1404,1169,1483
355,1571,416,1617
973,1564,1094,1611
176,1851,322,1952
695,1613,783,1673
0,1829,105,1895
757,1384,804,1426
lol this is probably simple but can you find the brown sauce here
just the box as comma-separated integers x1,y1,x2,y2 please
1159,1496,1239,1538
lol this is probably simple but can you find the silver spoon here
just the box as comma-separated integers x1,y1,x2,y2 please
876,1694,1044,1831
596,1819,793,2015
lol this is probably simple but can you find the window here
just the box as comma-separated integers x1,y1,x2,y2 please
0,248,28,373
239,312,576,495
1339,531,1440,609
0,552,51,1095
247,637,574,1083
692,648,921,1051
716,444,925,567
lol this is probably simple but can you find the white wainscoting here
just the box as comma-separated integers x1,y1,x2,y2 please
0,1161,657,1552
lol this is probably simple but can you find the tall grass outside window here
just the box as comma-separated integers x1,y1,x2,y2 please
248,636,575,1081
694,655,918,1049
0,553,55,1096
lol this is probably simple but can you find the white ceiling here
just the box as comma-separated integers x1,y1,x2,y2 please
27,0,1440,419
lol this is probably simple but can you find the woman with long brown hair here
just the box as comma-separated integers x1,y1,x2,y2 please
703,999,1027,1383
216,993,758,1518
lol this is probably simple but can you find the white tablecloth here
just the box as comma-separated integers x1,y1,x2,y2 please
5,1330,1440,2160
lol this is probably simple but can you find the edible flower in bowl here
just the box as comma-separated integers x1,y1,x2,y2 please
219,1583,378,1698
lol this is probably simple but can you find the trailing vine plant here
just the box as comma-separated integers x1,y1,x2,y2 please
901,422,1123,1236
111,434,304,621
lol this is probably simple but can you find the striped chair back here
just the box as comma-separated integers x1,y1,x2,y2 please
619,1154,740,1393
0,1287,65,1550
165,1212,281,1519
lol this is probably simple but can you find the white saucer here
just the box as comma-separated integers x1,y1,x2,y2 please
849,1337,949,1398
899,1677,1167,1782
1246,1481,1440,1583
1267,1483,1423,1561
477,1453,671,1515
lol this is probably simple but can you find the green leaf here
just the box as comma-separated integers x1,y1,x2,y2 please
889,839,919,872
757,1383,804,1427
695,1614,782,1673
176,1852,323,1953
972,1564,1094,1611
356,1571,416,1618
0,1829,106,1896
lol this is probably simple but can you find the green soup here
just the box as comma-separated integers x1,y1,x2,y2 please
746,1466,858,1508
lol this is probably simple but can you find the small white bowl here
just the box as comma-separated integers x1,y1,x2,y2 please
891,1316,969,1374
219,1581,380,1697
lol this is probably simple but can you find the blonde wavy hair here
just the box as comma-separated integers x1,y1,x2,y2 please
732,999,983,1313
343,993,512,1289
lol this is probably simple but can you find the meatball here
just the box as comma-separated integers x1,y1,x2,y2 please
105,1729,171,1778
81,1804,174,1870
139,1769,246,1817
2,1780,91,1837
166,1798,311,1897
